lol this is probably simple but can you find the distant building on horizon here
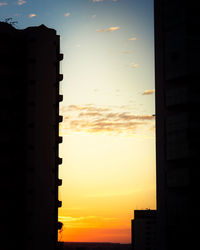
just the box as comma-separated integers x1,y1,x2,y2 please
63,242,131,250
154,1,200,250
0,22,63,250
131,210,157,250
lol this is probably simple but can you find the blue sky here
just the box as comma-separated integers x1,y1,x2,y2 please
1,1,154,111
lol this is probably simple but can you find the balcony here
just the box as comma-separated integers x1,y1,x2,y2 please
58,200,62,208
58,115,63,123
58,179,62,186
58,53,64,61
57,242,64,250
58,95,63,102
58,74,63,81
58,136,63,144
58,157,63,165
57,221,63,230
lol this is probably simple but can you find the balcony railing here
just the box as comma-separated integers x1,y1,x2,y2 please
58,136,63,144
58,157,63,165
57,221,63,230
58,179,62,186
58,53,64,61
58,95,63,102
58,115,63,123
58,200,62,208
58,74,63,81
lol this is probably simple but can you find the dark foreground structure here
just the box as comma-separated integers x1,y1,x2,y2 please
63,242,132,250
131,210,157,250
0,22,63,250
154,1,200,250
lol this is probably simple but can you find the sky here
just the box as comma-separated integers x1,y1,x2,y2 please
0,0,155,243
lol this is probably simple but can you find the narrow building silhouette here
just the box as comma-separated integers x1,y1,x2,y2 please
0,22,63,250
154,1,200,250
131,210,157,250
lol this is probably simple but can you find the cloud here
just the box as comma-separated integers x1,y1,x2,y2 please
58,215,118,229
67,104,110,112
130,63,138,68
64,12,70,17
0,2,8,6
17,0,26,5
108,26,120,32
129,37,136,41
142,89,155,95
123,50,132,54
92,0,104,2
96,26,120,33
60,104,155,135
28,14,36,18
92,14,96,19
58,216,97,223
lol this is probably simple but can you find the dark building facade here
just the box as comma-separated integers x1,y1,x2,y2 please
154,1,200,250
0,22,63,250
131,210,157,250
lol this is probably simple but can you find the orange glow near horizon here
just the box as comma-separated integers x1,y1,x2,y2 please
58,131,156,243
60,227,131,243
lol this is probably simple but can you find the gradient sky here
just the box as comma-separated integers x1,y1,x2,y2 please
0,0,155,243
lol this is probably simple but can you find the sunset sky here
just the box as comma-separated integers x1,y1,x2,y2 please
0,0,155,243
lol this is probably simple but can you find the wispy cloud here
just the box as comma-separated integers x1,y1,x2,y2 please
67,104,110,112
129,37,136,41
64,12,70,17
92,0,117,3
58,215,118,229
92,0,104,2
0,2,8,6
17,0,26,5
60,104,155,135
96,26,120,33
123,50,132,54
142,89,155,95
28,13,36,18
59,216,97,223
130,63,138,68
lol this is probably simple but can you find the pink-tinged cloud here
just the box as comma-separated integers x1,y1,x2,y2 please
123,50,132,54
28,13,36,18
129,37,136,41
96,26,120,32
142,89,155,95
17,0,26,5
64,12,70,17
130,63,138,68
0,2,8,6
68,104,110,112
60,104,155,135
92,0,104,2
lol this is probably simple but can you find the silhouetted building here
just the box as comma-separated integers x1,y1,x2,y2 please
154,1,200,250
63,242,131,250
0,22,63,250
131,210,157,250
